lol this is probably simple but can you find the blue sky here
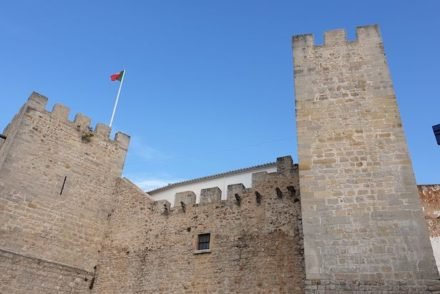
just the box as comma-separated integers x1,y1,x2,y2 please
1,1,439,189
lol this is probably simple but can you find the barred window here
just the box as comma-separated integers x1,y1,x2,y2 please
198,233,210,250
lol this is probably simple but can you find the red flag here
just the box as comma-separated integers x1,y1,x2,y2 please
110,70,124,81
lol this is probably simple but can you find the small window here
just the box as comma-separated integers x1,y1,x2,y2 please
198,233,210,250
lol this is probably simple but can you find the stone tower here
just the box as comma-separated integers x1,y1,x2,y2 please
0,93,129,291
293,25,439,291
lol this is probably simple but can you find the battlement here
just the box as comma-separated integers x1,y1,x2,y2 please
103,155,304,294
292,24,381,50
151,185,300,215
25,92,130,149
150,164,299,215
148,156,298,209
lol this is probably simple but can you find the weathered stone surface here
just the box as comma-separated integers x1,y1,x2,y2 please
304,279,440,293
0,94,129,274
0,248,93,294
419,184,440,274
200,186,222,204
175,190,197,206
226,183,246,200
1,24,439,294
293,24,439,291
93,165,304,293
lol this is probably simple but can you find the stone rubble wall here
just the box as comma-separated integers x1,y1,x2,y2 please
419,185,440,237
94,157,306,293
419,184,440,275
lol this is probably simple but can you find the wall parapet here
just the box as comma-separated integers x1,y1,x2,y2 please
227,183,246,200
152,156,299,211
151,165,300,218
175,191,197,206
200,187,222,204
292,24,381,50
24,92,130,149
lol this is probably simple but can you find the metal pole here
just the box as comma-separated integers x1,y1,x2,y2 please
109,70,126,128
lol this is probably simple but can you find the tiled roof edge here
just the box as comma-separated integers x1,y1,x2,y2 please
148,162,277,194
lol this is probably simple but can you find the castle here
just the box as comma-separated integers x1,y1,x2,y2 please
1,24,440,293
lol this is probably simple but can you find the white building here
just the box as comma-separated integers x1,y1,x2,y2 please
147,161,278,206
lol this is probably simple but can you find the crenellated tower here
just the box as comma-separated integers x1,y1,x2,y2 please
293,25,439,291
0,92,130,276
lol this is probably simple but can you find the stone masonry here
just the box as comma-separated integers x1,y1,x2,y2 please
1,24,440,294
0,94,305,293
293,25,440,292
94,157,304,293
0,93,129,293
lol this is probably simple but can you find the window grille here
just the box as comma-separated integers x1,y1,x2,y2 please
198,233,210,250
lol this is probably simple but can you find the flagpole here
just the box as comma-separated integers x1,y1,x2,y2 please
109,70,126,128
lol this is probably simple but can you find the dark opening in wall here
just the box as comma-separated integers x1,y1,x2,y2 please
197,233,210,250
89,265,97,290
276,187,283,198
235,193,241,206
60,176,67,195
255,191,262,204
180,201,186,213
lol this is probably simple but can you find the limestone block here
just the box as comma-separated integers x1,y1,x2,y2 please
95,123,111,138
252,171,267,187
74,113,91,129
52,104,70,120
153,200,171,214
26,92,48,111
356,24,381,44
227,183,245,200
276,156,294,175
175,191,196,206
292,34,314,49
200,187,221,204
115,132,130,149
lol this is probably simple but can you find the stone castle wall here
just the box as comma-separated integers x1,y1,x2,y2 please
0,249,93,294
0,97,307,293
0,92,306,293
94,157,306,293
0,93,129,292
1,24,439,294
293,24,439,292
